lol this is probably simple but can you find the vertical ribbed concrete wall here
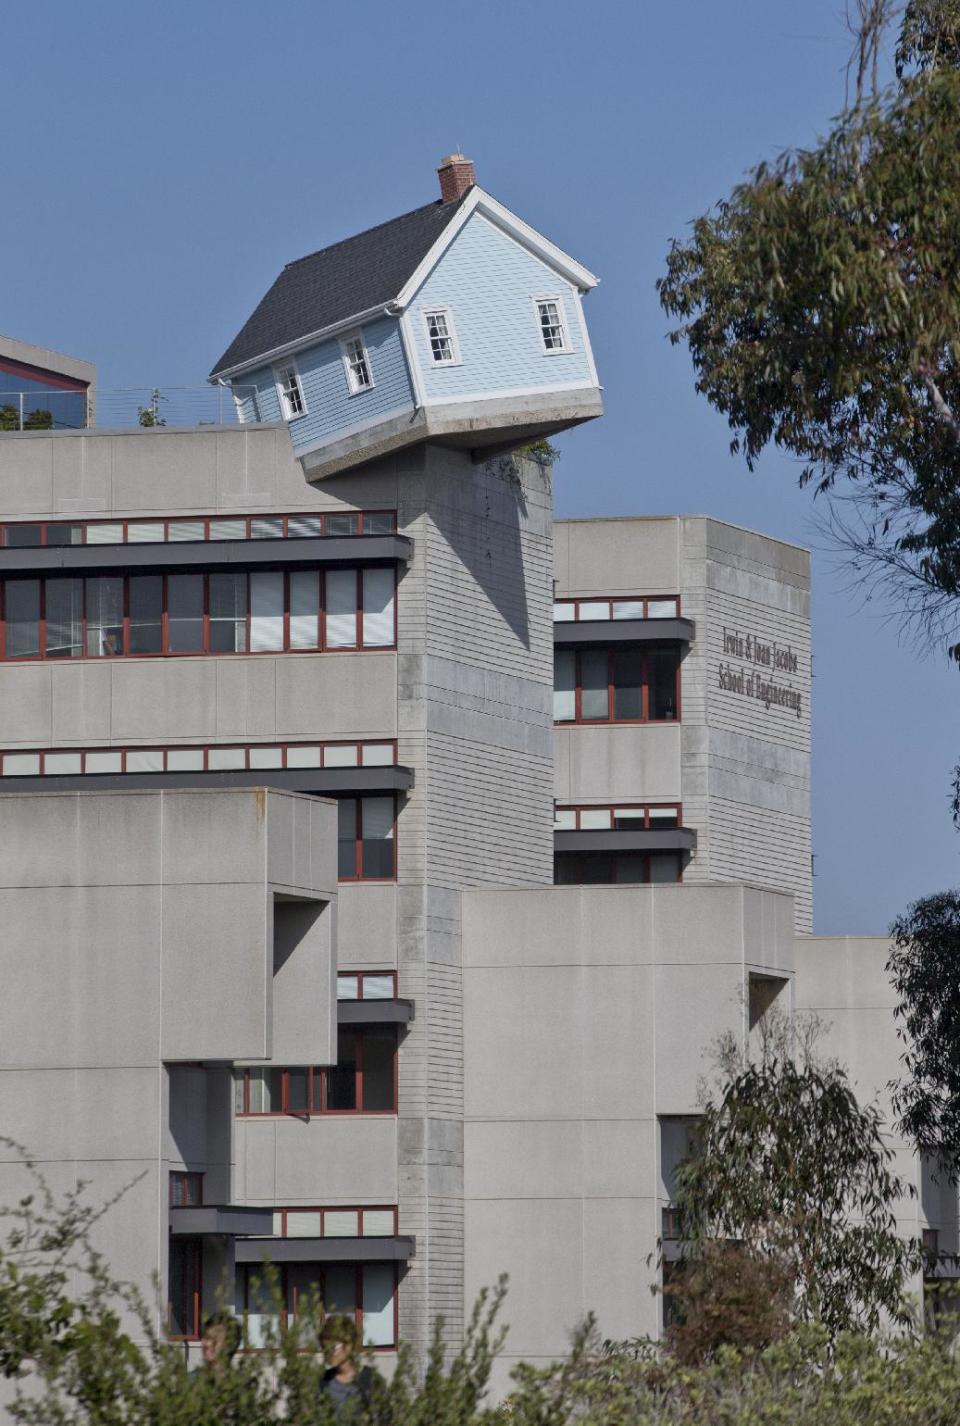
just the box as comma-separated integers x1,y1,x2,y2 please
394,444,555,1351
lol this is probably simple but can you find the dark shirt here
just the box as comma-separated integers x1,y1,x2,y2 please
323,1366,377,1418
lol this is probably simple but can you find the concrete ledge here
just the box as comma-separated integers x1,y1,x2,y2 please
338,999,414,1025
554,827,697,854
554,617,694,645
170,1206,275,1237
0,534,412,574
300,388,603,480
0,767,414,796
235,1235,416,1263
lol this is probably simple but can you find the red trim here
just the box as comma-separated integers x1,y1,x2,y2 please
167,1238,202,1341
337,795,398,883
0,356,88,392
169,1171,204,1207
0,509,397,548
0,566,397,661
237,1256,399,1350
555,645,681,725
237,1027,399,1117
553,594,681,623
554,802,683,831
0,739,399,777
336,970,399,1000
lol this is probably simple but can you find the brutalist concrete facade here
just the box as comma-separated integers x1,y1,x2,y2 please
0,414,940,1378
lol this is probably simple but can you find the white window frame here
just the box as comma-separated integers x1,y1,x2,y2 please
533,295,573,355
273,360,307,421
421,306,461,366
339,332,375,396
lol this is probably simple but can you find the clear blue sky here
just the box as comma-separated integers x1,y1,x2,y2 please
5,0,957,932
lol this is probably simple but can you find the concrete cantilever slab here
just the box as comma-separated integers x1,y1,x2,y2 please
0,533,413,574
170,1206,274,1236
553,617,695,646
0,767,415,796
338,998,415,1025
234,1235,416,1263
554,827,697,854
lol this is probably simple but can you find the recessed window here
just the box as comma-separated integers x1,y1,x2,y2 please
552,596,681,623
553,646,680,723
168,1240,202,1340
234,1028,398,1116
340,334,374,394
535,297,571,354
338,795,396,881
274,362,306,420
169,1171,203,1207
553,803,682,831
554,851,682,885
0,510,395,546
0,739,397,777
236,1259,397,1349
0,566,396,660
423,308,459,365
337,971,397,1000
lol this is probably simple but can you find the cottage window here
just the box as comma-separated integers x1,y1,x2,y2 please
424,308,459,364
275,362,306,419
536,298,570,353
341,334,373,393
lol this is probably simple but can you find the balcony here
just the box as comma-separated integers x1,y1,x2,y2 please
0,384,260,432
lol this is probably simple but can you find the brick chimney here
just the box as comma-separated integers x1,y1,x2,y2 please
437,153,475,204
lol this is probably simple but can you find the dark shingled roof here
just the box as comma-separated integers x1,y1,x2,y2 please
209,192,470,378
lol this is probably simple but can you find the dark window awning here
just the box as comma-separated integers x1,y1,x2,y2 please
338,999,414,1026
170,1206,275,1237
554,827,697,854
235,1235,415,1264
553,617,694,646
0,533,412,575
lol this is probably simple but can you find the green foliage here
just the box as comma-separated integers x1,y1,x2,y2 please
23,409,53,430
670,1044,920,1337
658,8,960,654
888,890,960,1179
897,0,960,75
518,438,560,466
0,405,23,431
504,1325,960,1426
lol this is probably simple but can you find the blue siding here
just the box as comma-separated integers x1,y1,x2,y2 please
236,316,414,453
409,213,595,401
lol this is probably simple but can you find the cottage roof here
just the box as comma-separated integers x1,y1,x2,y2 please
209,193,470,379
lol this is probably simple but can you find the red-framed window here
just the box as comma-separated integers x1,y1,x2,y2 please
236,1260,398,1350
553,595,680,623
0,565,397,661
0,739,398,779
336,970,398,1000
168,1238,202,1340
169,1171,203,1208
554,851,683,885
0,509,397,548
235,1027,398,1116
553,803,682,831
553,646,680,723
338,796,396,881
274,1206,398,1238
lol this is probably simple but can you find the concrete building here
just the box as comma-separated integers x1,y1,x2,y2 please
0,155,949,1380
0,333,95,430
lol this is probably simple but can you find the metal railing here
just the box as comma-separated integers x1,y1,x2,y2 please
0,385,260,432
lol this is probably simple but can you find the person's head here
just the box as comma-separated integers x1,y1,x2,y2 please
201,1311,242,1368
319,1313,361,1369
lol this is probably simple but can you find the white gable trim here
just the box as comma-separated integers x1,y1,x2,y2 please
211,303,398,382
395,187,599,309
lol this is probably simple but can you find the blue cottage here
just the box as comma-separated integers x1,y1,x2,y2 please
209,155,602,477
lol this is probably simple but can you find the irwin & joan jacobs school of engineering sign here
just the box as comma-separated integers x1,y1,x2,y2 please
718,628,803,719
